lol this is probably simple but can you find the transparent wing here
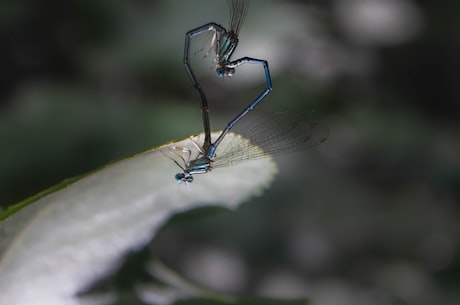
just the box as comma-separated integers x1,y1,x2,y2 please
228,0,249,35
160,135,207,170
213,112,328,168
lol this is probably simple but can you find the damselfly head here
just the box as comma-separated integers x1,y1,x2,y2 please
216,66,236,77
175,172,193,184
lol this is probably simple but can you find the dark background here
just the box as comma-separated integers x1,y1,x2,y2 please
1,0,459,304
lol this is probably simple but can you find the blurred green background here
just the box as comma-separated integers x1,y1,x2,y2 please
1,0,459,304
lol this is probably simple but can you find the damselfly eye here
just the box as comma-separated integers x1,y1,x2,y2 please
175,173,185,183
216,67,225,77
175,173,193,183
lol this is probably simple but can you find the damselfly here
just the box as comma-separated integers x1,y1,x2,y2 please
184,0,272,154
163,112,328,183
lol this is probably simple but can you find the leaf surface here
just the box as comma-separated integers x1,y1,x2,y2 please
0,132,277,305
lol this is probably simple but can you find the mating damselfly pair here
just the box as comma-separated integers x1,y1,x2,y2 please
164,0,328,183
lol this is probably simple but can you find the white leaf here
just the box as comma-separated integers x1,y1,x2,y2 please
0,132,277,305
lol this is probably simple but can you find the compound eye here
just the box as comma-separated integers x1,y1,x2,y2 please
216,68,224,77
216,67,235,77
175,173,185,183
175,173,193,183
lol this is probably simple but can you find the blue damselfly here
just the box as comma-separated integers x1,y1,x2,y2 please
164,112,328,183
184,0,272,155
